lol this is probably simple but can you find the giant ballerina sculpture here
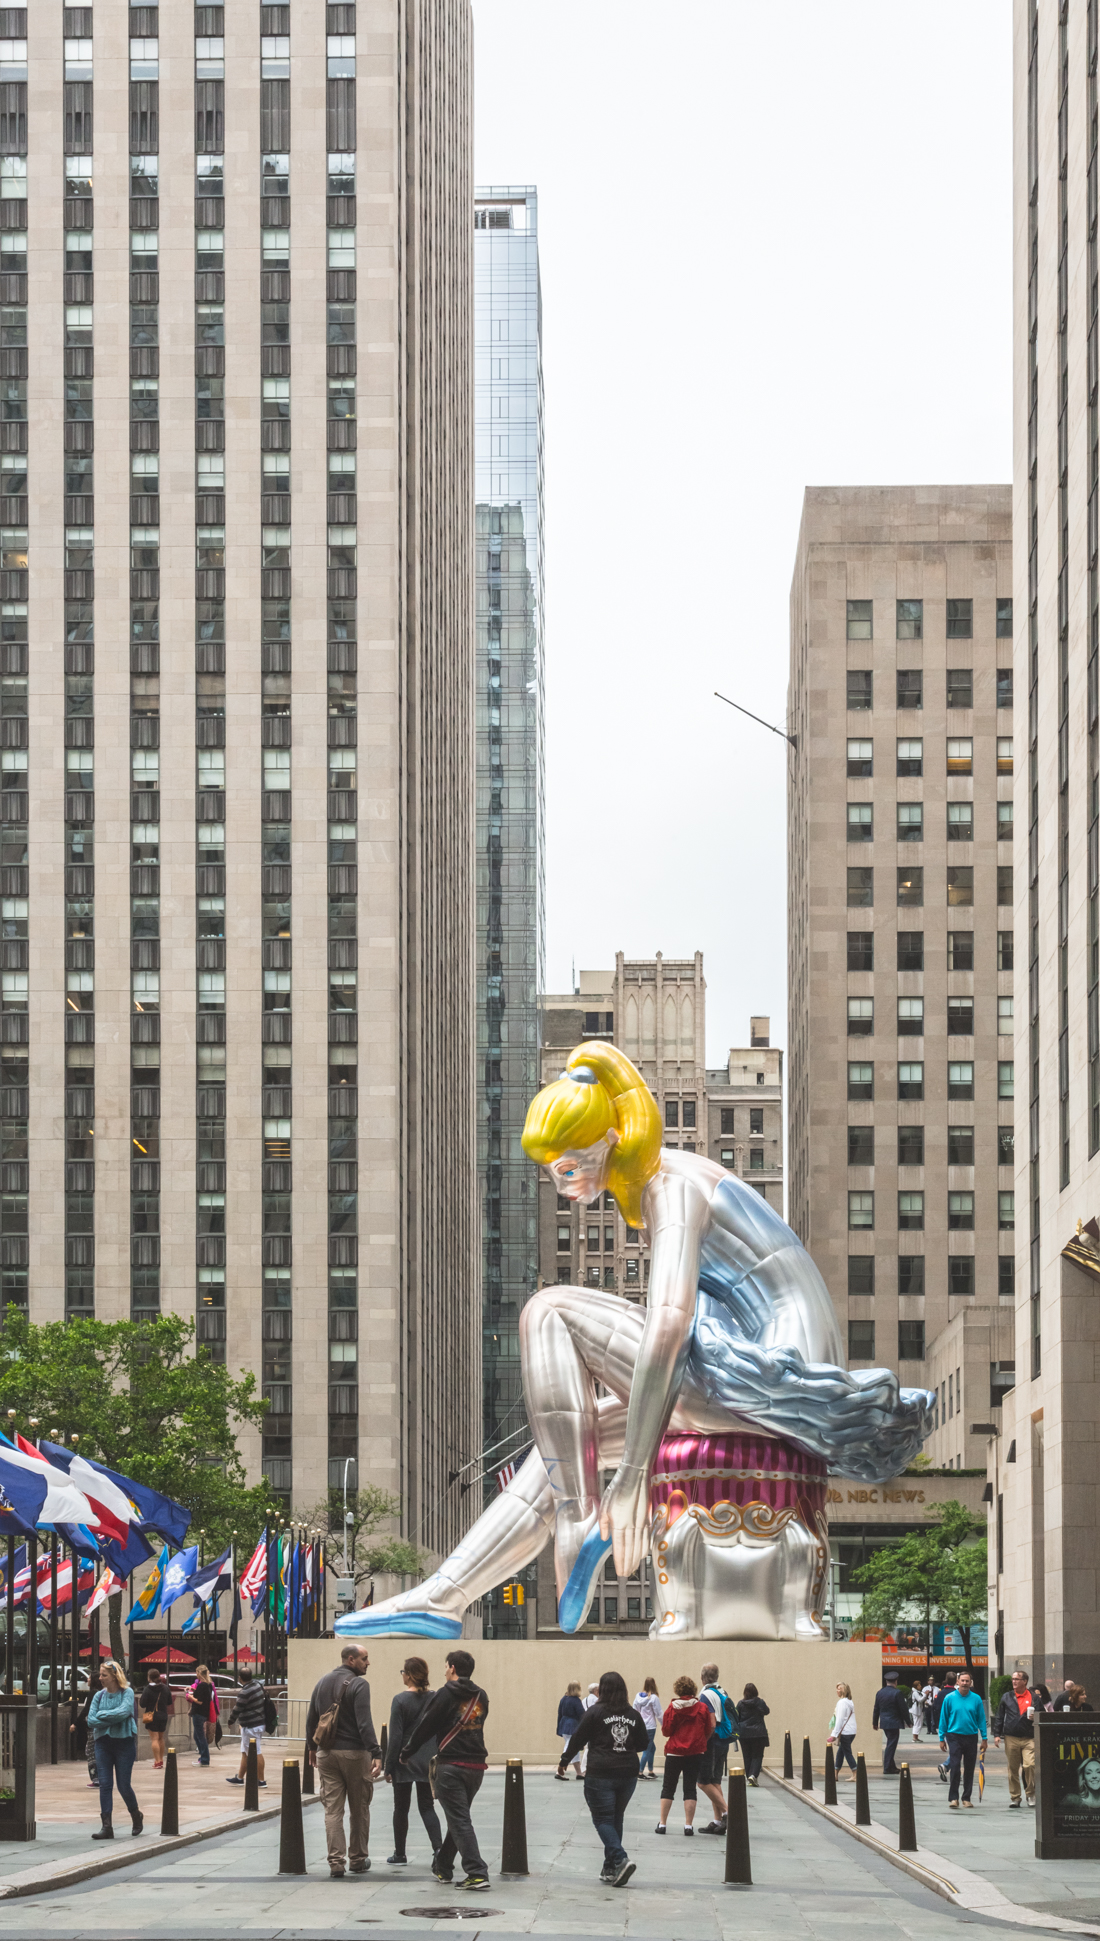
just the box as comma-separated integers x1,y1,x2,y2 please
337,1043,934,1642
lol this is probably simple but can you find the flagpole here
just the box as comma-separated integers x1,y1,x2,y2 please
26,1527,36,1699
231,1533,238,1683
69,1540,79,1756
48,1531,58,1763
4,1534,13,1694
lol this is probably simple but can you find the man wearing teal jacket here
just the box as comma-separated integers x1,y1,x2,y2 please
938,1672,987,1808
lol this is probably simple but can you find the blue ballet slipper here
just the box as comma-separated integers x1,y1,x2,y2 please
557,1525,613,1635
334,1609,463,1640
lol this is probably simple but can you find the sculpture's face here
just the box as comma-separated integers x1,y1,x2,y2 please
547,1136,615,1205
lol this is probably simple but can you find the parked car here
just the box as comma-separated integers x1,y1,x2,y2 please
36,1666,90,1703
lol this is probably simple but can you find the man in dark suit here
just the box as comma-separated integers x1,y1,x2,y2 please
872,1672,908,1775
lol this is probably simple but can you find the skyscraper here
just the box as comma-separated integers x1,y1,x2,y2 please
6,0,479,1550
474,186,545,1466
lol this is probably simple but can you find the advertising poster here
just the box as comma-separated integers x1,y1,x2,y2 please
1036,1718,1100,1858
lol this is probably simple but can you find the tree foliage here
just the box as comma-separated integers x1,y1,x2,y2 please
300,1486,425,1591
852,1499,988,1674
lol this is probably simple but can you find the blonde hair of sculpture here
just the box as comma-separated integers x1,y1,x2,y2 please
520,1042,662,1228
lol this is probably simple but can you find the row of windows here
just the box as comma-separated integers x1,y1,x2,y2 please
848,865,1012,907
846,930,1013,971
848,1255,1015,1298
849,1188,1014,1230
850,1320,927,1361
847,1060,1014,1101
845,598,1012,641
847,735,1010,776
847,995,1012,1035
847,802,1012,841
848,670,1015,731
848,1125,1014,1167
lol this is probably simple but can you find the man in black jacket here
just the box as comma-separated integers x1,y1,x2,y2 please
993,1669,1036,1808
871,1673,908,1775
305,1645,382,1880
402,1648,489,1893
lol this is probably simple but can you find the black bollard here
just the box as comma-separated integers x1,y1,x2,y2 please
380,1722,388,1766
824,1743,837,1806
801,1736,813,1791
499,1757,528,1877
723,1765,752,1886
898,1762,917,1852
782,1730,793,1780
302,1749,315,1795
243,1735,260,1812
854,1752,871,1826
160,1748,179,1838
278,1759,307,1874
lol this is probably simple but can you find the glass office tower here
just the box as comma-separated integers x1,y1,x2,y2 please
474,186,545,1556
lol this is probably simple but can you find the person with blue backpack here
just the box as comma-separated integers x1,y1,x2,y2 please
697,1663,738,1834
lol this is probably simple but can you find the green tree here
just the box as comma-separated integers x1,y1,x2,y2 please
301,1486,425,1594
852,1500,988,1677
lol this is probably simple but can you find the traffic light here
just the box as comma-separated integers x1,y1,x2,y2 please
502,1581,524,1606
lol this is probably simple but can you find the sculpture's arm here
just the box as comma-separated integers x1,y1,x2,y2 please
598,1167,710,1576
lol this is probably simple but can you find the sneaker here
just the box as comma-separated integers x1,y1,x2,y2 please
961,1799,973,1809
1026,1797,1035,1808
431,1862,454,1885
329,1868,345,1880
349,1861,370,1874
699,1821,725,1835
600,1867,615,1883
936,1764,948,1783
554,1771,570,1781
1008,1800,1021,1809
386,1853,408,1865
612,1861,636,1887
683,1825,694,1836
654,1824,666,1835
225,1775,244,1785
457,1875,490,1892
949,1800,960,1809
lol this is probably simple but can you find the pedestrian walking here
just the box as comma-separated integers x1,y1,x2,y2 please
226,1668,268,1789
697,1663,738,1833
185,1663,214,1768
138,1667,171,1770
656,1675,713,1834
383,1656,442,1867
920,1678,937,1737
827,1682,858,1778
733,1683,770,1784
992,1669,1036,1809
401,1647,490,1894
305,1642,382,1880
633,1678,661,1779
557,1669,647,1887
937,1670,987,1808
933,1673,957,1780
872,1671,908,1775
555,1682,584,1780
88,1660,143,1842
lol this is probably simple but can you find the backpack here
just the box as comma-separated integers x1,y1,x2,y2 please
263,1694,278,1734
312,1677,354,1751
704,1685,738,1743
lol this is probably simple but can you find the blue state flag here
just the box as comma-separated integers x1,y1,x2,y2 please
126,1542,168,1624
0,1448,47,1535
159,1544,199,1612
41,1444,191,1551
100,1523,154,1580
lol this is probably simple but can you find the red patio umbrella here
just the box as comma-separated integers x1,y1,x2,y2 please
220,1647,261,1666
139,1646,196,1665
78,1642,114,1658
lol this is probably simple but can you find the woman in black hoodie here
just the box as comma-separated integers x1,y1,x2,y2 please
557,1670,648,1888
733,1683,770,1786
383,1656,442,1866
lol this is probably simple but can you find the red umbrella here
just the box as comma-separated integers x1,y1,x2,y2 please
220,1647,261,1666
139,1646,196,1665
78,1642,114,1658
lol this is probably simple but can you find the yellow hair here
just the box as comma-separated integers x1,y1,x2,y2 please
521,1042,662,1227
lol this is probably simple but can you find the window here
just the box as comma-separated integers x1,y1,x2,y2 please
948,1061,975,1101
847,997,874,1037
897,997,924,1037
896,669,923,709
946,598,973,638
719,1149,735,1169
848,1126,874,1165
748,1149,764,1171
898,1062,924,1100
897,867,923,906
682,1100,696,1129
997,737,1014,774
947,738,973,775
997,865,1013,905
997,666,1014,708
749,1107,763,1134
898,1255,924,1295
947,931,974,971
998,1126,1015,1166
947,801,973,842
328,153,356,196
847,803,873,842
948,1125,975,1166
847,867,873,908
847,738,873,777
897,739,923,777
997,929,1014,971
664,1100,679,1128
896,598,923,639
847,1062,873,1102
847,670,872,710
898,1191,924,1230
847,931,873,972
848,1320,875,1361
327,33,356,76
604,1226,615,1253
948,1191,975,1230
898,1320,925,1361
947,867,974,907
951,1257,975,1297
998,1191,1015,1230
556,1223,571,1254
996,801,1014,840
997,995,1014,1033
846,599,872,639
720,1107,735,1134
897,931,924,971
999,1256,1015,1297
998,1060,1015,1099
996,598,1013,637
848,1191,874,1230
896,803,923,842
897,1125,924,1166
328,230,356,272
848,1256,874,1295
946,668,973,709
948,996,974,1036
261,34,290,77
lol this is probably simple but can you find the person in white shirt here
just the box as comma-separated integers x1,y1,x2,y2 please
633,1679,661,1779
827,1682,858,1777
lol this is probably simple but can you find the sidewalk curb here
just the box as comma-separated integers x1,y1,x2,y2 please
0,1795,321,1901
767,1774,1100,1937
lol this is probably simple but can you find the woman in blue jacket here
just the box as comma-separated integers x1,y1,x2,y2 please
556,1683,585,1778
88,1661,143,1841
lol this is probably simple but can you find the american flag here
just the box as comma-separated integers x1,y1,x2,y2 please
496,1462,517,1492
240,1530,268,1615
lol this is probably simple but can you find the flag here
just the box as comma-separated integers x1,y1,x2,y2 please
0,1441,98,1530
41,1444,191,1550
496,1461,517,1492
100,1523,154,1581
31,1443,130,1547
159,1545,199,1612
240,1530,267,1616
228,1581,243,1643
39,1555,97,1613
84,1568,123,1619
126,1542,168,1623
178,1545,232,1633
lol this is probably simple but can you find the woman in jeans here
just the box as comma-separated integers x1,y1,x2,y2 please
383,1656,443,1866
185,1664,214,1767
656,1675,713,1833
633,1678,661,1779
828,1682,858,1777
88,1661,143,1841
733,1683,770,1785
558,1669,648,1886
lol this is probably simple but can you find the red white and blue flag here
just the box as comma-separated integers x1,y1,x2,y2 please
240,1530,268,1616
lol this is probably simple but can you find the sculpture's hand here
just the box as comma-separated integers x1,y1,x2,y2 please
599,1464,650,1579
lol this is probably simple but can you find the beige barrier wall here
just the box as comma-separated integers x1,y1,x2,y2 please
288,1638,884,1768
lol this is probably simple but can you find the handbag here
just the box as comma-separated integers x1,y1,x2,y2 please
428,1690,481,1796
313,1678,354,1752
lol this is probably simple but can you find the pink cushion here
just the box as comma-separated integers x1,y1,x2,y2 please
651,1432,826,1527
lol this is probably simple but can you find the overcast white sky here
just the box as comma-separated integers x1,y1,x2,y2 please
473,2,1013,1065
